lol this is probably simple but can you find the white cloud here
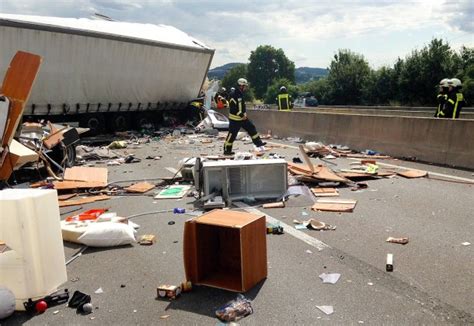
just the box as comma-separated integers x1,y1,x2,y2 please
0,0,471,68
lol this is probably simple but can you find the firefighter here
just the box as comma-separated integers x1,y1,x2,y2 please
434,78,449,118
223,78,266,155
277,86,292,111
214,87,228,109
445,78,466,119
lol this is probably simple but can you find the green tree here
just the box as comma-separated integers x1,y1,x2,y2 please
301,78,331,104
247,45,295,99
363,66,395,105
221,63,254,101
397,38,457,105
326,49,371,104
264,78,299,104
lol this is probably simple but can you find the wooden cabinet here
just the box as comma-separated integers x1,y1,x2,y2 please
183,210,267,292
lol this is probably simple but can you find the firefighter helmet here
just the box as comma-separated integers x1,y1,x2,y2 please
448,78,462,87
280,86,287,92
439,78,449,88
237,78,248,86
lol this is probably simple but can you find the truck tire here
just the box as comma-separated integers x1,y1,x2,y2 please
80,114,106,135
110,113,131,131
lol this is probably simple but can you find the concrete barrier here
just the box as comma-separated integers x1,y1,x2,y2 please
248,109,474,169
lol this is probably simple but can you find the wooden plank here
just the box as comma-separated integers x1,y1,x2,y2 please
0,51,42,181
311,187,339,197
397,169,427,178
262,201,286,208
241,216,267,291
53,180,108,190
64,166,108,184
58,193,78,201
58,195,110,207
312,198,357,212
1,51,42,148
125,182,155,193
299,144,314,173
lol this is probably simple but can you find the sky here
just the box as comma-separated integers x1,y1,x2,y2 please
1,0,473,69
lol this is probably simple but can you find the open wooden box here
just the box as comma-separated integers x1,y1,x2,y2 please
183,210,267,292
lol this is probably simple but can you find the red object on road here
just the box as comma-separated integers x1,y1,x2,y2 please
35,300,48,313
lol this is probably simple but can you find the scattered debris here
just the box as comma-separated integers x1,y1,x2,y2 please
316,305,334,315
461,242,471,246
319,273,341,284
386,253,394,272
157,285,181,300
263,201,286,209
215,294,253,322
312,199,357,212
294,219,336,231
386,237,409,245
138,234,156,245
94,288,104,294
266,223,284,234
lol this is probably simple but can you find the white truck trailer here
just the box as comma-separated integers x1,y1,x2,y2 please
0,13,214,131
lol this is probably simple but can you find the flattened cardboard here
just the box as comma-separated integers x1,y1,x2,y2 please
125,182,155,193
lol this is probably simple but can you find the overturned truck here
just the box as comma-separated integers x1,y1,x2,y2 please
0,13,214,131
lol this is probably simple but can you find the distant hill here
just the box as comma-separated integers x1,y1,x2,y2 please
208,63,328,84
208,62,242,80
295,67,328,84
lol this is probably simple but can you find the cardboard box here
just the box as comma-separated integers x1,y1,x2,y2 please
183,210,267,292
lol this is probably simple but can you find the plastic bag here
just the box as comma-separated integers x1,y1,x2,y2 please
215,294,253,322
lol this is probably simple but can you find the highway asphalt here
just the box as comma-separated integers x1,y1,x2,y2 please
3,132,473,325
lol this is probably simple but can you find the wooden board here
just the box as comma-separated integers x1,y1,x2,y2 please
125,182,155,193
58,193,78,201
0,139,39,180
1,51,42,148
58,195,110,207
299,144,314,173
311,187,339,197
0,51,42,181
397,169,427,178
53,180,108,190
288,162,350,183
64,166,108,183
312,198,357,212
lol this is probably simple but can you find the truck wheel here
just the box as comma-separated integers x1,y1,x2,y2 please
111,114,130,131
80,114,106,134
134,112,153,129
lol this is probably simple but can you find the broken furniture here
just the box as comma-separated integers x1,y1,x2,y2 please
0,51,42,181
200,159,288,204
183,210,267,292
0,189,67,310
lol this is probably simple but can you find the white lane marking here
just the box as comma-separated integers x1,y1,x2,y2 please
234,202,330,251
267,141,474,184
